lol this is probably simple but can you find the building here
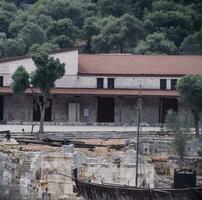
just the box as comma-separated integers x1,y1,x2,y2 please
0,50,202,125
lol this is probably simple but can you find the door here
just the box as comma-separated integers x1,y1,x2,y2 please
68,102,80,122
159,98,178,123
0,95,3,121
97,97,114,122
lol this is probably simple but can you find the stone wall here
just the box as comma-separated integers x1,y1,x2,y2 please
4,95,33,121
2,95,165,124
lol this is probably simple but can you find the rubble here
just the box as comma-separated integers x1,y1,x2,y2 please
0,135,201,199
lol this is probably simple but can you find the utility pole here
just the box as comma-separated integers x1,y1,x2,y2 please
135,85,143,187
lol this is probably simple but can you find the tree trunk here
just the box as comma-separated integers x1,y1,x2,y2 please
86,38,91,53
39,105,45,135
193,116,199,136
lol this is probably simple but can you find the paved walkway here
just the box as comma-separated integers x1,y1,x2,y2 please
0,124,162,133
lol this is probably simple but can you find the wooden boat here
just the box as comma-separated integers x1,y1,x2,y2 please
73,168,202,200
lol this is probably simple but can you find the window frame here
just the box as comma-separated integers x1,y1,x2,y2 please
97,78,104,89
171,79,177,90
160,79,167,90
0,76,3,87
107,78,115,89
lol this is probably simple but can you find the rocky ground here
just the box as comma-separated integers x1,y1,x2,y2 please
0,133,202,200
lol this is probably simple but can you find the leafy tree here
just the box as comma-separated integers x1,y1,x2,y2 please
0,1,18,12
47,18,78,48
8,10,28,37
11,66,30,94
134,33,178,55
165,110,192,162
0,33,7,58
33,0,95,28
132,0,152,19
3,38,26,57
27,13,53,30
18,23,46,49
180,30,202,55
82,16,100,53
177,75,202,136
0,9,15,34
97,0,132,17
29,42,60,54
92,14,144,53
11,49,65,136
144,1,193,47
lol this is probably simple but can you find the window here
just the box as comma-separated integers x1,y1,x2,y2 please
0,76,3,86
107,78,114,89
171,79,177,90
160,79,167,90
97,78,104,88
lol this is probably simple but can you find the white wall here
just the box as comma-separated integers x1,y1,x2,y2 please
0,50,78,86
56,75,180,89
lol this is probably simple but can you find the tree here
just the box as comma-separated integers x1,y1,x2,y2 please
82,16,100,53
18,23,46,50
134,33,178,55
177,75,202,136
11,49,65,136
47,18,78,49
165,110,193,162
144,1,193,47
3,38,26,58
180,30,202,55
29,42,60,55
0,9,15,34
97,0,132,17
92,14,144,53
0,33,7,58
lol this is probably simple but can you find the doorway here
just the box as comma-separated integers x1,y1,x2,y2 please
159,98,178,123
97,97,114,122
68,102,80,122
33,97,52,121
0,95,3,121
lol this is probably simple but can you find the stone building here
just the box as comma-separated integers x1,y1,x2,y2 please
0,50,202,125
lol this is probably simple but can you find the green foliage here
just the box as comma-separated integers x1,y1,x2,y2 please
82,16,100,52
0,0,201,57
29,42,60,54
134,33,178,55
180,30,202,55
165,110,193,161
3,38,26,57
47,18,78,42
97,0,132,17
31,49,65,93
11,66,30,95
18,23,46,49
92,14,144,53
177,75,202,135
144,1,193,47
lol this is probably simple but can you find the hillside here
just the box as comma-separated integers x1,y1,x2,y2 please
0,0,202,58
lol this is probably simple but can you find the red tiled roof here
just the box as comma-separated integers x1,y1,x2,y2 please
78,54,202,76
0,87,178,97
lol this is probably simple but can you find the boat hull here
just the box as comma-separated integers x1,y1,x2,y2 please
75,180,202,200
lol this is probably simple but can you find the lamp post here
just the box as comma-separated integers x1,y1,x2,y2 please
135,85,143,187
